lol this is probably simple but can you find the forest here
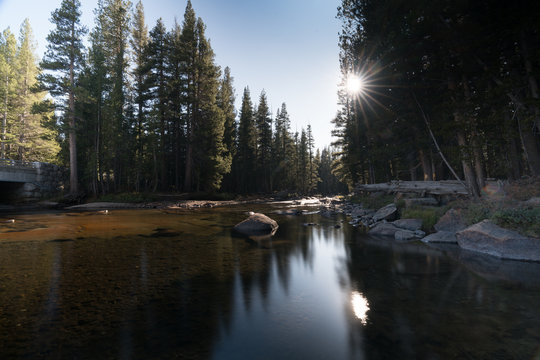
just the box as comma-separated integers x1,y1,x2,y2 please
333,0,540,197
0,0,345,197
3,0,539,199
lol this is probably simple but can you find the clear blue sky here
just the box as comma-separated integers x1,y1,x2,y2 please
0,0,342,148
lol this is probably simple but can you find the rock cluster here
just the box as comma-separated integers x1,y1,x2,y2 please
327,201,426,241
422,209,466,243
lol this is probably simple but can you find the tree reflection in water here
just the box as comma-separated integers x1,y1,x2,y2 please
1,207,540,359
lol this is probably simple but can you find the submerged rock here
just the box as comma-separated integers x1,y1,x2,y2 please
422,230,457,243
369,222,400,237
392,218,423,231
234,213,279,236
457,220,540,262
394,229,417,241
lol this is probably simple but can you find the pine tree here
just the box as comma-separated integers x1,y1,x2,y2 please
40,0,87,194
168,20,185,190
192,19,229,191
218,67,236,161
100,0,132,191
78,11,108,195
0,28,17,159
235,87,257,193
272,102,295,191
217,66,237,191
306,124,319,193
180,0,197,191
130,0,150,191
41,0,87,193
298,128,308,193
255,90,272,192
147,18,170,190
14,19,60,162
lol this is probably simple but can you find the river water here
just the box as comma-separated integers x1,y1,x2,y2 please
1,205,540,359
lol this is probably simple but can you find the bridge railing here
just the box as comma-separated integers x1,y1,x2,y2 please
0,158,38,168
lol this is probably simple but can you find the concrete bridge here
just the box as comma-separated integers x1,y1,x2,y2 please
0,159,64,201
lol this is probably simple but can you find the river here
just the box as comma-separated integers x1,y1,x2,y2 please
1,204,540,359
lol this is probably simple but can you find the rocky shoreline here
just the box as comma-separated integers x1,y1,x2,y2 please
314,198,540,263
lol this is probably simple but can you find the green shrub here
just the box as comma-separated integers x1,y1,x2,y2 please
492,206,540,238
400,206,447,232
462,201,494,225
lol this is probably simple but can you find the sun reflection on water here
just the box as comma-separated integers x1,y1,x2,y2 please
351,291,370,325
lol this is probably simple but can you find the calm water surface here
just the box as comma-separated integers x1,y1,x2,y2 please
1,205,540,359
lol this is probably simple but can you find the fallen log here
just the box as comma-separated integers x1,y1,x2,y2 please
354,180,468,196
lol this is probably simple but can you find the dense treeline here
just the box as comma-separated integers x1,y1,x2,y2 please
1,0,345,196
333,0,540,196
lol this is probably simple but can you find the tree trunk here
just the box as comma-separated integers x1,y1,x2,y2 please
419,148,433,181
2,74,8,159
68,71,78,194
519,31,540,175
457,130,480,197
472,135,485,190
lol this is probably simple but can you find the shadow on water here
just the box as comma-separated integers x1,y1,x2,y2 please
0,206,540,359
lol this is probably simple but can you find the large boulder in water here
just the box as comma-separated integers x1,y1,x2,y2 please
456,220,540,262
234,213,279,236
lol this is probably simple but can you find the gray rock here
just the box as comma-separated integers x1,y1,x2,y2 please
422,230,457,243
234,213,279,236
456,220,540,261
372,203,398,222
434,208,466,233
395,229,416,241
351,207,370,218
414,229,426,238
526,197,540,205
392,218,423,231
369,222,400,237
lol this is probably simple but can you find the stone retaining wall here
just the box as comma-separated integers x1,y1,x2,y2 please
16,162,65,200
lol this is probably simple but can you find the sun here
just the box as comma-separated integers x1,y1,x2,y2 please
346,74,364,94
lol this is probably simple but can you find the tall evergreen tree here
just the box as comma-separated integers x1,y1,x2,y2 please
272,102,295,190
40,0,87,194
235,87,257,193
147,18,170,190
0,28,17,159
14,20,60,162
78,9,108,195
192,19,230,191
306,124,318,193
130,0,150,191
100,0,132,191
255,90,272,192
180,0,197,191
217,66,237,191
218,66,236,161
168,20,185,190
